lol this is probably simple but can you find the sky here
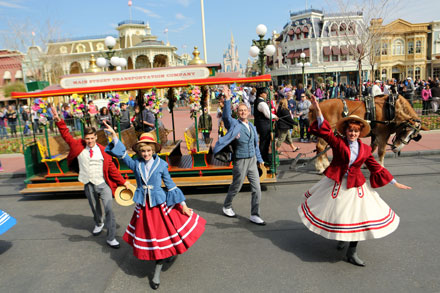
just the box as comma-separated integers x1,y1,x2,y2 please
1,0,440,68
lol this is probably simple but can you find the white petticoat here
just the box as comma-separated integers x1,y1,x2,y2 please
298,176,400,242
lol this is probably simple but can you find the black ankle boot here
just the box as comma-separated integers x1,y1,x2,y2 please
346,247,365,267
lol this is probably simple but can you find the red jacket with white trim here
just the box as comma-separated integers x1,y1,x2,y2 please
309,119,393,188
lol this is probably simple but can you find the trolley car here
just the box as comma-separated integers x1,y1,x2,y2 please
12,64,276,194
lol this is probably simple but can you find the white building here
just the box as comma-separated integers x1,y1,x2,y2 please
429,21,440,79
270,9,369,87
23,20,186,85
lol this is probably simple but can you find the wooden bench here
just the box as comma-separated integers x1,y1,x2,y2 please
183,123,213,168
184,123,213,155
36,135,72,175
151,125,182,157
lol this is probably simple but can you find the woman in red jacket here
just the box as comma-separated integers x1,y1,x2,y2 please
298,95,411,267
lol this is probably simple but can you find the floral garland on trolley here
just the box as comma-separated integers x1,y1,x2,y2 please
188,85,201,119
145,87,165,119
70,93,87,125
108,93,121,123
32,98,50,125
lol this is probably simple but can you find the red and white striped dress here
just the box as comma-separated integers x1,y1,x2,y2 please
123,202,206,261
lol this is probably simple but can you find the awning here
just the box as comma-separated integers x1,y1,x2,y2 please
331,47,340,55
295,27,301,34
293,49,302,58
302,26,309,33
303,48,310,57
288,29,294,36
340,45,348,55
340,23,347,30
287,50,296,59
15,70,23,79
3,71,11,79
323,46,331,56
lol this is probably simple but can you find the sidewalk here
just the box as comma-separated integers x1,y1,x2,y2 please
1,108,439,177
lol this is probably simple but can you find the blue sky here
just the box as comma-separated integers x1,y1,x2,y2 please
1,0,439,67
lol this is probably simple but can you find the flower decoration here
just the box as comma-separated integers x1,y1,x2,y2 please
188,85,201,118
32,98,50,125
145,88,165,118
70,94,86,124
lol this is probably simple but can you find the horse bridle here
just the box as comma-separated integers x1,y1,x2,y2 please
388,118,422,148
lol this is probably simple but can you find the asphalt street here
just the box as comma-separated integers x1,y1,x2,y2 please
0,155,439,293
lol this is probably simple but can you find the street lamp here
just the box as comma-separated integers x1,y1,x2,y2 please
96,36,127,71
296,52,311,86
249,24,276,75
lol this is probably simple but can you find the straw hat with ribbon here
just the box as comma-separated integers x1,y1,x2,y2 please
114,184,136,206
132,132,161,153
336,115,371,138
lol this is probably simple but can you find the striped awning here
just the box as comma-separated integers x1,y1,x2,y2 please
287,50,296,59
323,46,331,56
332,46,340,55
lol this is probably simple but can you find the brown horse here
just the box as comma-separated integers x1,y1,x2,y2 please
309,95,427,173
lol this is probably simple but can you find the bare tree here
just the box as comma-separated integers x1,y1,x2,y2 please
328,0,400,95
1,18,64,82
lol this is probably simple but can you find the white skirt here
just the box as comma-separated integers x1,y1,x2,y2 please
297,177,399,242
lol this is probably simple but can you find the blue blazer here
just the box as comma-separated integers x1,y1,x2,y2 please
105,139,185,208
213,99,263,164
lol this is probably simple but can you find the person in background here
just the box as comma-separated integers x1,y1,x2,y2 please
6,105,17,138
141,103,156,132
296,94,312,142
314,84,323,101
198,107,212,141
254,87,278,163
119,103,131,131
22,106,31,136
421,84,432,115
0,106,8,139
249,87,257,116
372,80,383,97
88,100,99,128
216,95,226,137
131,105,143,135
305,84,313,99
97,107,112,130
47,103,54,132
276,99,299,153
430,82,440,114
295,83,305,101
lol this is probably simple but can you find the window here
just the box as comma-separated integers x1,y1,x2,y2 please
59,46,67,54
76,44,86,53
382,43,388,55
97,43,104,51
332,54,338,62
393,39,404,55
433,67,440,79
416,40,422,53
323,55,330,62
382,69,387,80
415,67,421,80
348,22,355,35
341,54,347,61
339,23,347,35
331,23,338,37
407,41,414,54
374,43,381,56
407,67,414,78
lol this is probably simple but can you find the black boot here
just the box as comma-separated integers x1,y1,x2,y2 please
346,244,365,267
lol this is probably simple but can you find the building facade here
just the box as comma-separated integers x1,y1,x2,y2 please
372,19,429,81
222,33,242,73
0,50,24,102
270,9,368,87
24,20,185,85
428,21,440,79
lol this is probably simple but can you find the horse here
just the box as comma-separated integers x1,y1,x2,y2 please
309,94,427,174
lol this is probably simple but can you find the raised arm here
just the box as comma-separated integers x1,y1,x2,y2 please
103,121,137,171
221,85,234,130
51,105,77,146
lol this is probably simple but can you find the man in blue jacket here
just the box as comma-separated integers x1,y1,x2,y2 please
213,86,266,225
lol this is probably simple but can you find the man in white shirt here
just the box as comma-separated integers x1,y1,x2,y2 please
372,80,383,97
254,88,278,163
52,107,130,249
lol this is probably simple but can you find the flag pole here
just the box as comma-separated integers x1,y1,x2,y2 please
200,0,207,63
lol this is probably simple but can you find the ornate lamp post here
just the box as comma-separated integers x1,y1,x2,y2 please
249,24,277,175
249,24,276,75
296,52,311,86
96,36,127,71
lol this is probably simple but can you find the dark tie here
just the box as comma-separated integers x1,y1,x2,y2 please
89,148,93,158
